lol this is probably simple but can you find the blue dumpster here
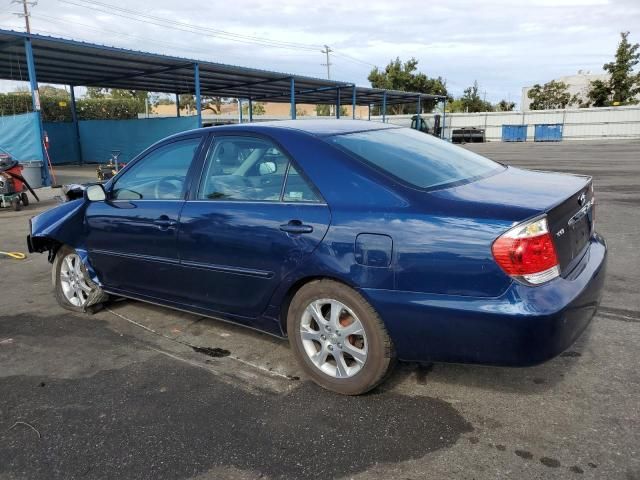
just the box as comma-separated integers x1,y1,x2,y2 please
534,124,563,142
502,125,527,142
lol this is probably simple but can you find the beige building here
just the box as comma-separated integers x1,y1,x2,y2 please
521,70,609,111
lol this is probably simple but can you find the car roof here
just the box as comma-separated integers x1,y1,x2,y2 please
200,119,400,137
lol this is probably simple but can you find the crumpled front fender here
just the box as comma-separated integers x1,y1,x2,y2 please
28,199,103,286
28,199,88,253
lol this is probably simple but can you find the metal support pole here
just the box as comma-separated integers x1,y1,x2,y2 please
194,63,202,128
24,37,50,186
336,87,341,119
352,85,356,119
176,93,180,117
442,98,446,140
382,91,387,123
368,104,371,121
69,85,83,165
248,98,253,122
417,95,421,115
290,77,296,120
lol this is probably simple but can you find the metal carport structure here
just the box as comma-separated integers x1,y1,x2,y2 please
0,29,446,184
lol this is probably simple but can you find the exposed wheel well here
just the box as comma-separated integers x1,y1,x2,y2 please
29,236,63,263
278,275,358,336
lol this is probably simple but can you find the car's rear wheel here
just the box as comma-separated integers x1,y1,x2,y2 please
287,279,395,395
53,245,107,313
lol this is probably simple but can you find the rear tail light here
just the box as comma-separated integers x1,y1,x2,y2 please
492,216,559,285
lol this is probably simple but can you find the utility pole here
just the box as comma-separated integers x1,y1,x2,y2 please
321,45,333,115
321,45,333,80
12,0,37,33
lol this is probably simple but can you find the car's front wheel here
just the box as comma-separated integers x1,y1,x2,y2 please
287,279,395,395
53,246,107,312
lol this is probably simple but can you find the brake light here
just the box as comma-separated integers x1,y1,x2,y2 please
492,216,559,285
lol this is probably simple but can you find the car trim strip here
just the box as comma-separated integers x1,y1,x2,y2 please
90,249,273,279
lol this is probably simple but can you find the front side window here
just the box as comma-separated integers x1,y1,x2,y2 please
112,137,201,200
327,127,503,190
198,136,290,201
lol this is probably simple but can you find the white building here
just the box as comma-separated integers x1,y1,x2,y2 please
521,70,608,111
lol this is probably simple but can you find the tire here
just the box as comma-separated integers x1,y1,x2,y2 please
287,279,395,395
11,197,21,211
21,192,29,207
52,245,108,313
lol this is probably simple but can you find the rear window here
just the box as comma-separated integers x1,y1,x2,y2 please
327,127,503,189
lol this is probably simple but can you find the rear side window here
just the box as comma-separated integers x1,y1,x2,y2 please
327,127,503,189
198,135,320,203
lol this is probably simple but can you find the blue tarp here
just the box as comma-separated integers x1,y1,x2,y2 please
78,116,199,163
43,122,81,164
0,112,43,161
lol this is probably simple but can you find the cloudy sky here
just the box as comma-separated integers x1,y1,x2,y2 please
1,0,639,105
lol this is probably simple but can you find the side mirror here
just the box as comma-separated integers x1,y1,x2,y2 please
85,184,106,202
258,161,277,175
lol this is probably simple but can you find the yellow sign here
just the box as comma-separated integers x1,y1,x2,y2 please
58,101,67,107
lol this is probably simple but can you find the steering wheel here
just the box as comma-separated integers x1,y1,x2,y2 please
153,176,183,199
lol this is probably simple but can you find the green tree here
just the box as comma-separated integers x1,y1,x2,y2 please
496,99,516,111
587,79,612,107
39,85,68,97
368,57,447,114
527,80,576,110
178,94,223,114
603,31,640,105
84,88,149,113
315,104,347,116
241,101,266,116
85,87,108,99
446,98,465,113
460,81,493,112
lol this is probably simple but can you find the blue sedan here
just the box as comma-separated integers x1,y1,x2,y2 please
28,120,607,395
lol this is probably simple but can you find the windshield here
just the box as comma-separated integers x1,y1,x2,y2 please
327,127,503,190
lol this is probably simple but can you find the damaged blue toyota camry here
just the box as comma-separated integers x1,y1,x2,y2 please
28,120,606,395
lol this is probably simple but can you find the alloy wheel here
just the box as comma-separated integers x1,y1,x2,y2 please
299,298,368,378
59,253,93,307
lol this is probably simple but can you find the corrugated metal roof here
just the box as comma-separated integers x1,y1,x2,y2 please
0,29,444,106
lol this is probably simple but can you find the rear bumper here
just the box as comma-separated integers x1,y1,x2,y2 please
363,233,607,366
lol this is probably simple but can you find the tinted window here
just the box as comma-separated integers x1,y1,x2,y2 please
112,137,201,200
283,164,321,203
327,127,503,189
199,136,289,201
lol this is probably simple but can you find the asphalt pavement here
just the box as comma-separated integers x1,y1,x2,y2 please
0,139,638,480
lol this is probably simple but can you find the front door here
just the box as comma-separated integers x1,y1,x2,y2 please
177,134,330,318
86,135,203,299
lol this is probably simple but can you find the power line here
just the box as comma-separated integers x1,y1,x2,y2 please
55,0,379,70
56,0,323,52
0,20,333,85
29,13,328,73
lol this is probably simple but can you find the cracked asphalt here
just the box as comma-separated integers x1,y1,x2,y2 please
0,139,638,479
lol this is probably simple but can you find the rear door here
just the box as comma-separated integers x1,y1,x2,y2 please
176,134,330,318
86,135,204,298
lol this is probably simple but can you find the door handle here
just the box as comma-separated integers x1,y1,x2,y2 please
280,220,313,234
153,217,177,230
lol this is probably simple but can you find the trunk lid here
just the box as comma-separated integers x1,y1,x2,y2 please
428,166,593,275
